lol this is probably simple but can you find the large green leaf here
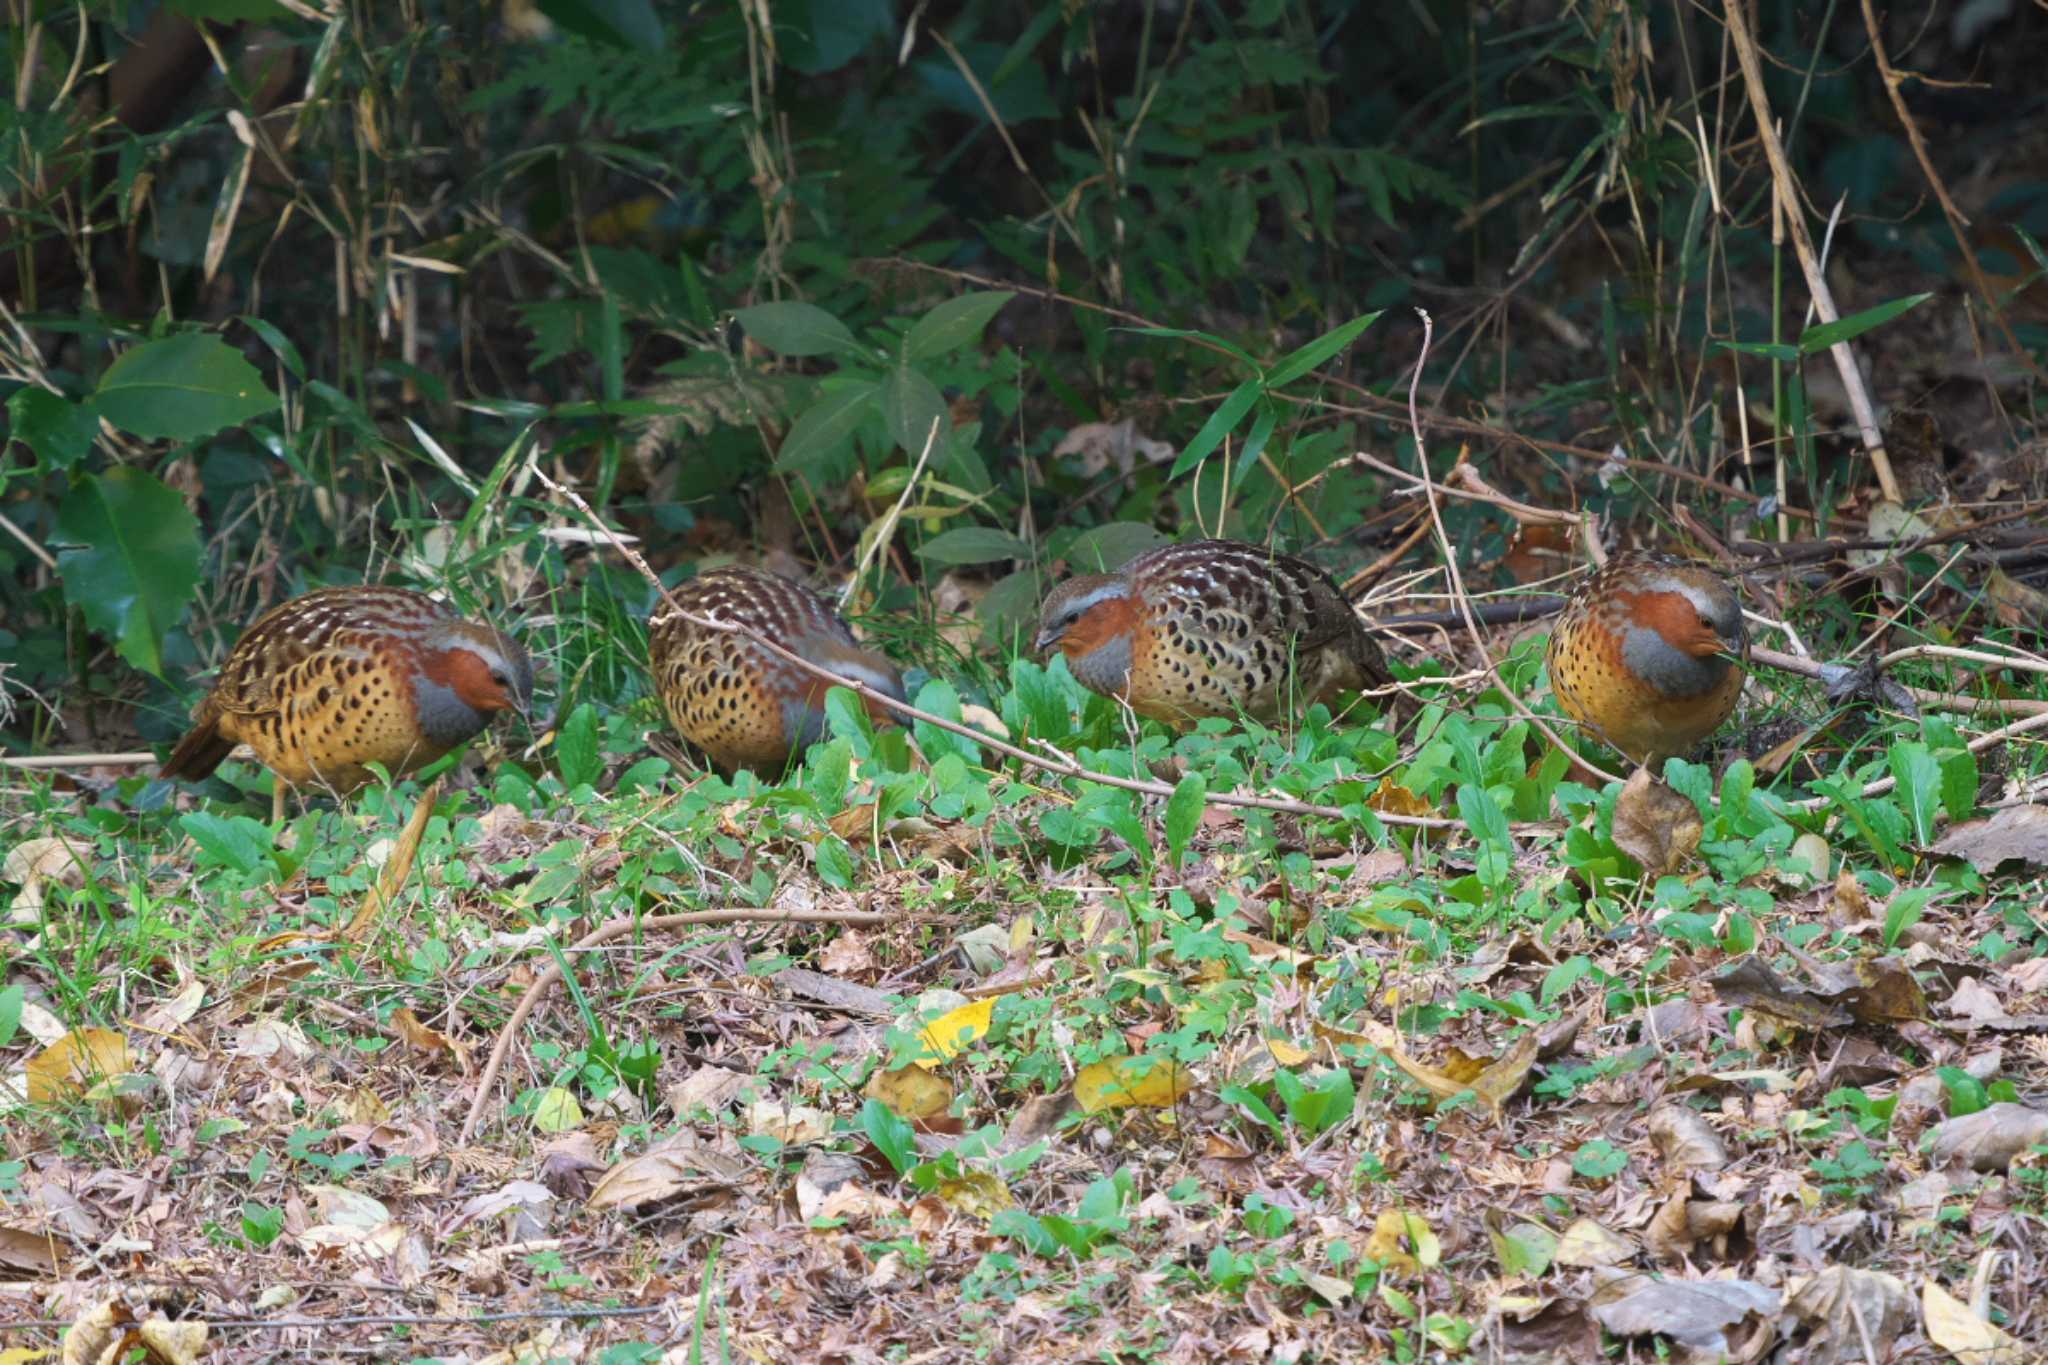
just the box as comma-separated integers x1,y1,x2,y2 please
54,469,202,678
5,388,98,470
1063,522,1170,572
906,290,1015,362
1168,378,1262,480
882,366,949,459
916,526,1029,566
93,335,278,442
1798,293,1934,355
776,381,879,473
735,301,859,358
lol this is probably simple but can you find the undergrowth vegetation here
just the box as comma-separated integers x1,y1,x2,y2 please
4,0,2048,1360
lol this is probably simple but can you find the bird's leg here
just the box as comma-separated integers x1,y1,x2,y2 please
271,781,286,826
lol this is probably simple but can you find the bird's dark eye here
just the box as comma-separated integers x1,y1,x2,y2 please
490,670,509,687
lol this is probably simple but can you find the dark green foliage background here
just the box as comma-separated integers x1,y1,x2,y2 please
1,0,2035,756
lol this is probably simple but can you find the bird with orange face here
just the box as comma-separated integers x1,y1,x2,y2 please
160,587,532,799
1545,552,1748,767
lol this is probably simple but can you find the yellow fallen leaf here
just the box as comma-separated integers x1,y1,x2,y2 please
933,1168,1014,1219
1922,1280,2028,1364
1266,1037,1312,1066
917,998,994,1065
1074,1056,1193,1113
867,1064,954,1120
1365,1210,1441,1276
530,1087,584,1134
26,1029,132,1104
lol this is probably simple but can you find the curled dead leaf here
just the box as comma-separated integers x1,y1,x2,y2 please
1612,769,1702,877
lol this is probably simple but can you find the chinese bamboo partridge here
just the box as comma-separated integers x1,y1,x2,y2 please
1032,538,1394,726
160,587,533,795
648,565,905,772
1546,552,1748,766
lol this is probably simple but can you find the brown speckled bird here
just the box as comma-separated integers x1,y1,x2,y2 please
160,587,532,797
648,566,905,772
1032,539,1393,725
1546,552,1748,766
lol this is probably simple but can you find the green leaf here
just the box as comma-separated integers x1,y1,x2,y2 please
882,366,949,459
1710,339,1800,363
1935,1066,1988,1117
536,0,663,48
735,300,859,358
5,388,98,470
1228,400,1280,493
1164,772,1206,872
0,984,22,1047
1887,741,1940,845
1882,887,1935,950
180,812,276,874
905,290,1015,362
1119,325,1260,369
557,702,603,790
1168,378,1263,480
776,380,879,473
816,836,856,889
1798,293,1934,354
1265,312,1381,387
239,316,305,380
1063,522,1171,572
1936,745,1978,823
92,334,278,442
861,1097,916,1176
53,469,202,678
916,526,1029,566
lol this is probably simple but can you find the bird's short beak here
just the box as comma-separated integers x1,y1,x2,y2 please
1031,625,1055,655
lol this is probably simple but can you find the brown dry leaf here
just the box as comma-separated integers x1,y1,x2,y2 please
1921,1279,2029,1365
1001,1090,1077,1150
1051,419,1174,478
1073,1057,1193,1113
867,1065,954,1121
1647,1104,1729,1171
1926,1103,2048,1172
587,1140,747,1212
341,778,441,942
1832,867,1871,919
1365,1021,1537,1119
26,1029,133,1104
1932,805,2048,873
1587,1265,1780,1358
1986,567,2048,630
667,1065,748,1116
1363,1210,1440,1277
828,802,880,842
1612,769,1702,877
1842,956,1930,1026
1645,1196,1745,1261
59,1296,208,1365
0,1225,61,1275
4,834,92,915
1713,956,1854,1031
819,930,877,976
1782,1266,1912,1365
746,1099,830,1145
389,1007,474,1075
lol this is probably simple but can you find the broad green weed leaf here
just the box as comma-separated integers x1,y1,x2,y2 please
93,334,277,441
54,469,202,677
735,300,858,357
